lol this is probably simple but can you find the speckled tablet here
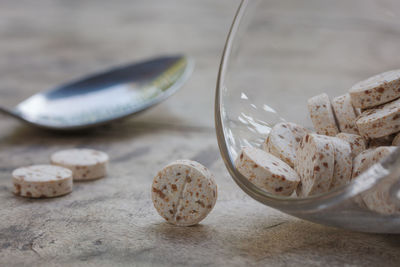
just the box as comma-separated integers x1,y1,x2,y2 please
51,149,109,180
152,160,217,226
12,164,73,198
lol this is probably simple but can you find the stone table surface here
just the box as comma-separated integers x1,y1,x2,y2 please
0,0,400,266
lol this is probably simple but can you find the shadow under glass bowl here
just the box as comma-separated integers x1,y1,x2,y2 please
215,0,400,233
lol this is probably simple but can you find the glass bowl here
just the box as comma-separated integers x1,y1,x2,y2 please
215,0,400,233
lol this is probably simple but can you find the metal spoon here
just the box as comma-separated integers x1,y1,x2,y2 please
0,55,194,130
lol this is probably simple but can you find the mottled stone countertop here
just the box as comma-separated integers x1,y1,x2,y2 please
0,1,399,266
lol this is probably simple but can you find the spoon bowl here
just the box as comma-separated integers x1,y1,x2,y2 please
1,55,193,130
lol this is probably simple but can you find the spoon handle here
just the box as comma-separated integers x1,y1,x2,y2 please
0,106,17,118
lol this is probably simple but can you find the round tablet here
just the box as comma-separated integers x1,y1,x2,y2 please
235,147,300,196
307,93,339,136
336,133,367,158
349,69,400,109
362,176,400,215
351,146,399,215
50,149,109,181
263,122,309,168
332,94,359,134
12,165,73,198
356,98,400,138
295,133,335,197
152,160,217,226
352,146,396,180
329,137,353,190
